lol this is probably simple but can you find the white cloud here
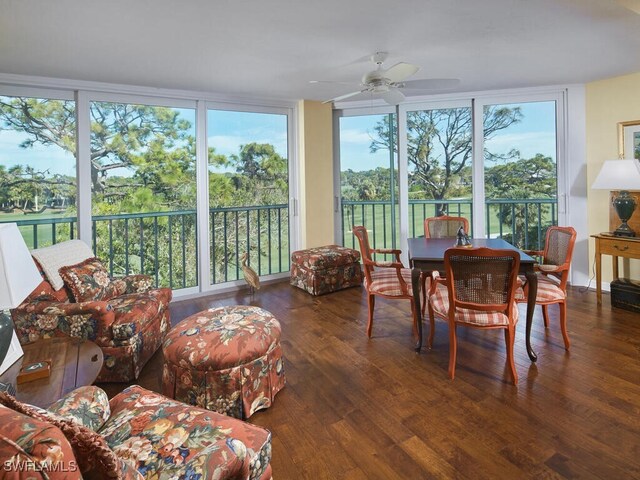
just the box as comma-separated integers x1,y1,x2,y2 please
208,133,288,158
339,128,375,145
485,131,556,160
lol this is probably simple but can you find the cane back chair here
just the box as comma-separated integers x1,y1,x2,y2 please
428,247,521,384
352,226,420,340
516,226,577,350
424,215,470,239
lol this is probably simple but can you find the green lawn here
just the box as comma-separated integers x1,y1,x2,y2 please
342,201,556,250
0,210,75,249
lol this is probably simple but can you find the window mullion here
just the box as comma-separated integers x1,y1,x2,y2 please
471,98,486,237
75,90,92,245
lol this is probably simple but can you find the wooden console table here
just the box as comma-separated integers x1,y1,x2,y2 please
0,337,103,408
592,234,640,305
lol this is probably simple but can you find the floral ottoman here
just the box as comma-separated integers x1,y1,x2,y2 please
162,305,285,420
290,245,363,295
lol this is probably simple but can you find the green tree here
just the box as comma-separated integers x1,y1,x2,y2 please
0,97,290,287
485,154,557,248
370,106,522,213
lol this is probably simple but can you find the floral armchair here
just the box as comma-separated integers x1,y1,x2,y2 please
0,385,272,479
10,244,172,383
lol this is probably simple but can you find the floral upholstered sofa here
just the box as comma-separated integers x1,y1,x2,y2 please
10,240,172,382
0,385,272,479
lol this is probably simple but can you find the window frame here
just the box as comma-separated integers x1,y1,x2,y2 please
0,80,298,297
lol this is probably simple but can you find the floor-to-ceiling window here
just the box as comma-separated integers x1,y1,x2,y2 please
336,91,565,252
337,110,399,249
207,108,289,285
0,91,77,248
89,98,198,289
0,82,295,296
403,102,473,237
482,100,558,248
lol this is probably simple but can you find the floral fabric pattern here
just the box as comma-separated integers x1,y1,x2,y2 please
290,245,363,296
162,306,285,419
1,385,271,480
291,244,361,269
103,385,272,480
11,258,172,383
59,257,125,302
47,386,111,432
0,405,81,479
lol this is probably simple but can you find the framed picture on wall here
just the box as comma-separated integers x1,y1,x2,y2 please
617,120,640,161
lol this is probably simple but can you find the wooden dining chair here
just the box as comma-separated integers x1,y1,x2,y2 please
421,215,471,314
424,215,470,239
516,226,577,350
427,247,521,384
352,226,420,340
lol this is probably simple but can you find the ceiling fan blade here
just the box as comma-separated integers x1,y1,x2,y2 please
310,80,362,86
380,89,405,105
384,62,420,83
323,90,366,104
401,78,461,90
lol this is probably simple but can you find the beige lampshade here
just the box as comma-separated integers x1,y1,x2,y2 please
592,160,640,190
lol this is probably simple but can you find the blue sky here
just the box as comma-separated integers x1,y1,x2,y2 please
0,107,288,177
0,100,552,176
207,110,288,173
339,101,557,172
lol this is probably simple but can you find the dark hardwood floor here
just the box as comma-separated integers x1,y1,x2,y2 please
99,281,640,479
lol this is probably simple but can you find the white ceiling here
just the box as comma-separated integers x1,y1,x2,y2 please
1,0,639,103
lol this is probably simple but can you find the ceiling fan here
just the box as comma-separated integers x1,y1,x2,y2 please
311,52,460,105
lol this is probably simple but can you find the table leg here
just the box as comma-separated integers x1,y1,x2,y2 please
612,255,619,281
595,247,602,306
412,267,422,353
525,269,538,362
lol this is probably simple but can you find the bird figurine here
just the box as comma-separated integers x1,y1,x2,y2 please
241,252,261,295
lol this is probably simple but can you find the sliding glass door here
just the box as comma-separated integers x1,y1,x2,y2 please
336,92,565,253
402,102,473,238
207,108,290,286
481,99,559,249
336,109,399,250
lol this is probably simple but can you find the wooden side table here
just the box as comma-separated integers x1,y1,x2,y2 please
0,337,103,408
592,233,640,305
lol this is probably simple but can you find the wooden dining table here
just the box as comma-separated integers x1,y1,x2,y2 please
408,237,539,361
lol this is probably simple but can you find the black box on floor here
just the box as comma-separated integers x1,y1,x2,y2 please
610,278,640,313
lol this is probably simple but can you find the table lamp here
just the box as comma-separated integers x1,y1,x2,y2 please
0,223,43,376
591,160,640,237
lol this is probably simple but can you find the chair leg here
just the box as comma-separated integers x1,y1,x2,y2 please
366,294,375,338
421,273,428,316
559,301,570,350
504,326,518,385
427,301,436,349
542,305,549,328
448,323,457,380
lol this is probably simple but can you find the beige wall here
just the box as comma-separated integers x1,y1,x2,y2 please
297,100,334,248
586,71,640,283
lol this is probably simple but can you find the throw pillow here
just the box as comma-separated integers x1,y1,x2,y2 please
59,258,125,303
0,391,122,479
31,239,95,291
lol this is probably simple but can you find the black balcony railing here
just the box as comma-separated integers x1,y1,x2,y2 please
342,198,557,251
4,204,289,290
5,198,554,292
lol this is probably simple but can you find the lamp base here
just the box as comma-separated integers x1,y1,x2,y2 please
613,224,636,237
613,191,637,237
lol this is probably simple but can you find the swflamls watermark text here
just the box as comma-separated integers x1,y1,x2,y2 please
3,459,78,472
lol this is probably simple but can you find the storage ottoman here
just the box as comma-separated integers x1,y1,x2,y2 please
161,305,286,419
290,245,363,295
611,278,640,312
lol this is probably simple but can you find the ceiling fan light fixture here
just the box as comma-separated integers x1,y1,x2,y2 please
313,52,461,105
